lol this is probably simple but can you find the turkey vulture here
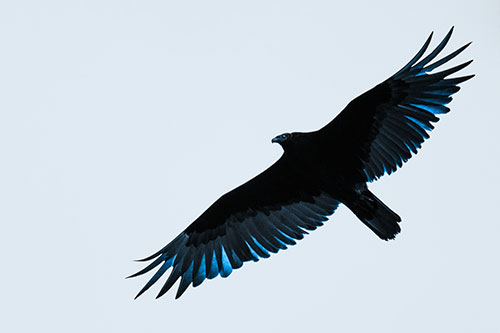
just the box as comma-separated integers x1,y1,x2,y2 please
129,27,473,299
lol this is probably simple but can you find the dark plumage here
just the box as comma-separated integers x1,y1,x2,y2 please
129,27,473,299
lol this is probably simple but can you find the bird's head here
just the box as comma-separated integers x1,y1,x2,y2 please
271,133,292,148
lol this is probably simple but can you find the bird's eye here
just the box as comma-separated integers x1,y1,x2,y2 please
271,133,291,143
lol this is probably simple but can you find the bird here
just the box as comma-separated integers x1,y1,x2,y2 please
128,27,473,299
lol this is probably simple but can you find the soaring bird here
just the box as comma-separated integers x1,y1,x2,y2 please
129,27,473,299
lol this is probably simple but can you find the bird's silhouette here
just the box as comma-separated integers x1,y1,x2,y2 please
129,27,473,299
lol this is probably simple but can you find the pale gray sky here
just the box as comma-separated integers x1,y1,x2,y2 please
1,1,499,332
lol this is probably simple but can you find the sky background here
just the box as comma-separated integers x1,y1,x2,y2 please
1,1,499,332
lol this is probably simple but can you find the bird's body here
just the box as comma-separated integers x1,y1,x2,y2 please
129,28,473,299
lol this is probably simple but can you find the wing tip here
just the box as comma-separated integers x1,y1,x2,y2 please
428,30,434,41
156,289,168,299
175,287,188,299
127,270,146,279
462,59,474,68
134,253,161,262
134,286,149,300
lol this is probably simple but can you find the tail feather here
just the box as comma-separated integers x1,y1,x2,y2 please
345,189,401,240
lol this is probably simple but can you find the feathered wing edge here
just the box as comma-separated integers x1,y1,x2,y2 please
128,194,340,299
392,27,473,79
362,27,474,182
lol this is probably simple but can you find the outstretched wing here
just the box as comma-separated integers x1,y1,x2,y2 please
129,157,340,299
318,27,473,182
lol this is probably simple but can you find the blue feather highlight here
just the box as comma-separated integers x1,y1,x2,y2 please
245,241,260,261
207,251,219,279
405,115,432,131
273,236,289,248
193,254,206,287
220,246,233,278
277,229,296,243
410,103,447,115
415,97,451,106
404,141,418,154
250,236,269,256
165,255,176,267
